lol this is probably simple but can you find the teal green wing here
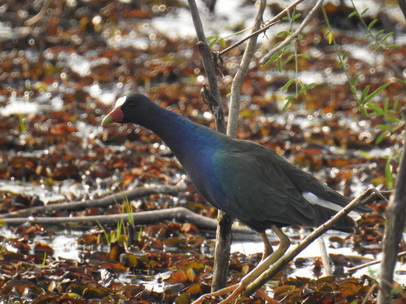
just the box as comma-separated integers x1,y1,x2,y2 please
210,144,321,230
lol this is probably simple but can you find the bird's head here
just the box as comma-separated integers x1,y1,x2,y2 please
101,93,155,126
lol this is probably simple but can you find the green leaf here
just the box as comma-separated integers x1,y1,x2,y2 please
360,106,368,117
386,44,401,48
376,130,388,144
277,57,282,72
375,45,384,52
363,82,391,104
292,13,302,21
327,31,334,44
306,83,317,90
385,160,394,190
342,51,350,61
348,11,357,18
277,31,289,36
393,98,400,110
366,101,384,116
297,54,311,59
397,78,406,85
281,79,296,92
206,36,226,48
284,54,296,65
351,75,359,86
206,36,217,41
360,8,369,16
368,19,379,30
383,98,389,113
375,124,392,130
264,50,282,67
207,37,218,48
350,83,358,98
281,43,293,55
218,37,226,48
379,32,394,43
375,29,386,39
137,227,143,241
361,85,371,102
298,83,316,95
282,96,294,111
387,116,400,123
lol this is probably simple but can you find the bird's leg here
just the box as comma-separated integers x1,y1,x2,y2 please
218,226,290,304
238,226,290,300
317,236,332,276
260,231,274,259
193,226,290,304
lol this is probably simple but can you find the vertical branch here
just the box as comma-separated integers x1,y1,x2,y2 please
227,0,267,137
211,211,233,291
188,0,222,105
188,0,267,291
377,108,406,304
187,0,232,291
213,0,266,291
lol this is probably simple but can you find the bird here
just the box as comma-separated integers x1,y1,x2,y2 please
101,92,371,252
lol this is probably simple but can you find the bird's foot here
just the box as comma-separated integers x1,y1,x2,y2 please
192,284,237,304
192,282,276,304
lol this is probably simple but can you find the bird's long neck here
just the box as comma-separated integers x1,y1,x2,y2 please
140,105,220,166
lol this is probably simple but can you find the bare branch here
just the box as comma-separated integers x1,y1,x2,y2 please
24,0,53,26
347,251,406,273
0,207,258,237
0,185,182,218
188,0,222,106
378,108,406,304
187,0,231,291
227,0,267,137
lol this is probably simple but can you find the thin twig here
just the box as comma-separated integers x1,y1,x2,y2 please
370,186,390,203
24,0,53,26
347,251,406,273
260,0,325,65
362,282,379,304
219,0,306,57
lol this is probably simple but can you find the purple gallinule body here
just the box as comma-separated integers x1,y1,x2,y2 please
102,92,370,235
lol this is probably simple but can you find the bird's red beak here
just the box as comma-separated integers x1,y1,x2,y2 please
101,105,124,126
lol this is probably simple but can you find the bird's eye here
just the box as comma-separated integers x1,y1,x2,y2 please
125,102,135,108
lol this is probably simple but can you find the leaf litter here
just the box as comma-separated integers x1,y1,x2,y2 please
0,0,405,303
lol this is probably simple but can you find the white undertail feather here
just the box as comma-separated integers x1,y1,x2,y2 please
302,192,360,220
